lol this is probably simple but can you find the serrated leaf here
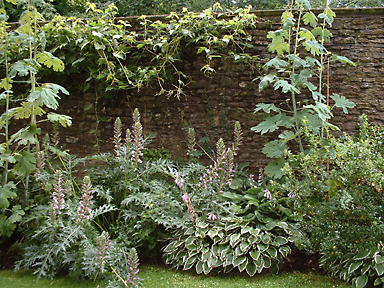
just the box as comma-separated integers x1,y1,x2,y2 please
36,52,65,72
14,151,36,176
251,114,282,135
303,11,317,27
262,139,288,158
274,79,300,94
254,103,280,114
303,40,325,56
264,58,289,69
15,124,41,145
47,113,72,127
7,205,25,224
331,55,356,66
264,158,286,179
354,275,368,288
258,73,277,91
267,31,289,55
9,61,37,78
0,182,17,209
14,101,45,120
311,27,332,42
330,93,356,114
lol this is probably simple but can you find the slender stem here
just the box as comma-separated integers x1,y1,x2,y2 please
290,5,304,153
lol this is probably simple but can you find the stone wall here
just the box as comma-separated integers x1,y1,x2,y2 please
55,8,384,172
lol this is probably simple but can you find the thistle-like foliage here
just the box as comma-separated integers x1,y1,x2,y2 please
186,127,196,157
113,117,122,154
96,231,111,274
131,109,144,166
78,176,94,221
52,170,65,219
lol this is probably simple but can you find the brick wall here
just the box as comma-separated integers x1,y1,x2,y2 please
54,8,384,172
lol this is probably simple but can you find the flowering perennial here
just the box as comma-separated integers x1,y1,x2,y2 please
78,176,94,221
52,170,65,217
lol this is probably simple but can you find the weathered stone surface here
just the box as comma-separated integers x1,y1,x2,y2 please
50,8,384,172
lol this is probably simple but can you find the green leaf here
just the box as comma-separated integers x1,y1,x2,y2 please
262,139,288,158
279,246,291,258
375,255,384,264
229,178,243,190
267,247,278,258
375,263,384,276
251,114,285,135
0,182,17,209
14,102,45,120
238,257,248,272
273,236,288,246
264,58,289,69
348,260,364,274
331,55,356,66
303,12,317,27
254,103,280,114
274,80,299,94
258,73,277,91
270,262,279,274
36,52,65,72
354,250,371,261
264,158,286,179
184,254,198,270
303,40,325,56
353,275,368,288
195,261,203,274
246,260,257,276
47,113,72,127
330,93,356,114
9,61,37,77
15,124,41,145
250,250,260,261
267,30,289,55
7,205,25,224
14,151,36,176
233,255,247,267
230,233,241,247
257,243,269,252
311,27,332,42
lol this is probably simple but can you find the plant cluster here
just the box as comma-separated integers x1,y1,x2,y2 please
37,2,259,99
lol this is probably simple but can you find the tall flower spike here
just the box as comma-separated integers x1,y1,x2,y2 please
96,231,111,273
232,121,243,154
52,170,65,218
186,127,196,157
113,117,122,154
125,248,141,287
131,109,144,166
78,176,94,221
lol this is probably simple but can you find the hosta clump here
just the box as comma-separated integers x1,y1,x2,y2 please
163,217,298,276
319,243,384,288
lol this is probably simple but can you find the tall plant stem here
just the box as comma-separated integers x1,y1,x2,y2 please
4,31,10,184
290,5,304,153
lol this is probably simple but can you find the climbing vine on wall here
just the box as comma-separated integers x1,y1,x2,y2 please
40,2,260,99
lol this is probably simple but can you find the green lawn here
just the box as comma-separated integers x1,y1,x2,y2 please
0,264,351,288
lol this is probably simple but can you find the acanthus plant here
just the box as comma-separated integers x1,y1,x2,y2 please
170,121,243,222
252,0,356,179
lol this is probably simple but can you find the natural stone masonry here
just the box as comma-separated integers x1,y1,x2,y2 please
54,8,384,171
